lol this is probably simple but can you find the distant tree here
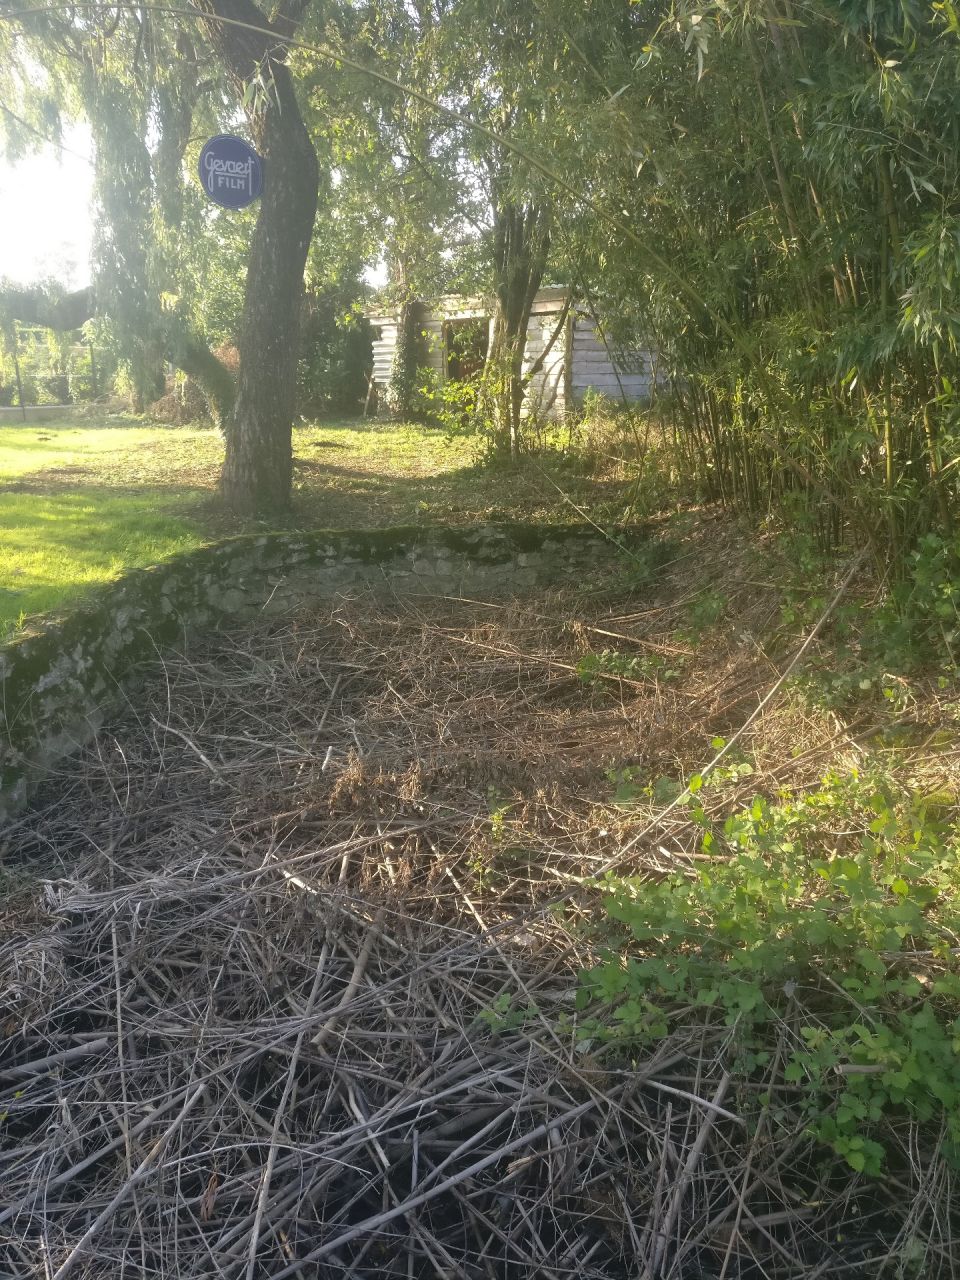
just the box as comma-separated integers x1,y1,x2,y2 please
0,281,96,333
416,0,568,454
298,283,371,415
1,0,318,513
300,0,477,417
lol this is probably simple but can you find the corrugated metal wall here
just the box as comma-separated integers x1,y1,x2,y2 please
421,320,446,374
520,310,566,419
370,321,397,387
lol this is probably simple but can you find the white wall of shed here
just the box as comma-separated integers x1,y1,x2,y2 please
520,308,566,420
368,293,660,416
421,320,446,374
570,315,654,404
370,321,397,387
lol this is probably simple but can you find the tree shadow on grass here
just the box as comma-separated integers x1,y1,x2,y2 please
0,452,634,630
280,457,631,532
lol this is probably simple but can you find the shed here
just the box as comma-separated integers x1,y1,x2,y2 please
366,287,658,419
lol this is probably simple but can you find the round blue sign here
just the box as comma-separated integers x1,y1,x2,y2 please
198,135,263,209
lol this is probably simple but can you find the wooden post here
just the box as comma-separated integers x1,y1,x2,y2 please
12,327,26,422
362,370,375,418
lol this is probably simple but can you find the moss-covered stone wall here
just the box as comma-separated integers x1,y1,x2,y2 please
0,523,646,823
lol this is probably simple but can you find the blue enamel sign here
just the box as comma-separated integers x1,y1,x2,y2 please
198,135,263,209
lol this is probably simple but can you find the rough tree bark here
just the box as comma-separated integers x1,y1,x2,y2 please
194,0,320,515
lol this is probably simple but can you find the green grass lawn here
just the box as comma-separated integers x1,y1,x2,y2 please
0,490,205,628
0,416,630,634
0,423,214,632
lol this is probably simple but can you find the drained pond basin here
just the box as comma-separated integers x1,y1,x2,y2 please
1,516,951,1278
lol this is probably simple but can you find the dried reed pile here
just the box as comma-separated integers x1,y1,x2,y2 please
1,556,953,1277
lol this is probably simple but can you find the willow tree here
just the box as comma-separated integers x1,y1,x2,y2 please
193,0,319,511
409,0,575,455
306,0,561,443
86,66,167,411
1,0,319,513
298,0,480,418
0,9,227,411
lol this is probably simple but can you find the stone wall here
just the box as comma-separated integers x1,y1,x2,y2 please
1,523,645,823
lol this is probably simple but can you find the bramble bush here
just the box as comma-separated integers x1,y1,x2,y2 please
413,367,484,438
576,765,960,1175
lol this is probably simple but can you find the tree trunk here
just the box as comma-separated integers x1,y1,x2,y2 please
388,295,424,418
194,0,320,515
0,283,236,426
485,199,551,457
166,325,237,427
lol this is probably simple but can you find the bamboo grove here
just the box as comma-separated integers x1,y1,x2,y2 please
566,0,960,567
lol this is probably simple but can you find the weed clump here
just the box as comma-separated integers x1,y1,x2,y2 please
579,764,960,1178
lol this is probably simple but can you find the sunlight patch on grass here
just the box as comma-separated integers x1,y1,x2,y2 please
0,488,206,634
293,420,475,474
0,422,216,478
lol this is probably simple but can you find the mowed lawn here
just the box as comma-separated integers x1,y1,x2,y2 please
0,417,629,633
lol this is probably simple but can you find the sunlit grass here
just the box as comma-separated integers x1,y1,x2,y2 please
0,489,206,634
0,422,218,478
0,415,628,634
0,418,476,634
0,420,215,634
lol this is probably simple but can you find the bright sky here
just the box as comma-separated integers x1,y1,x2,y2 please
0,124,94,289
0,124,389,293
